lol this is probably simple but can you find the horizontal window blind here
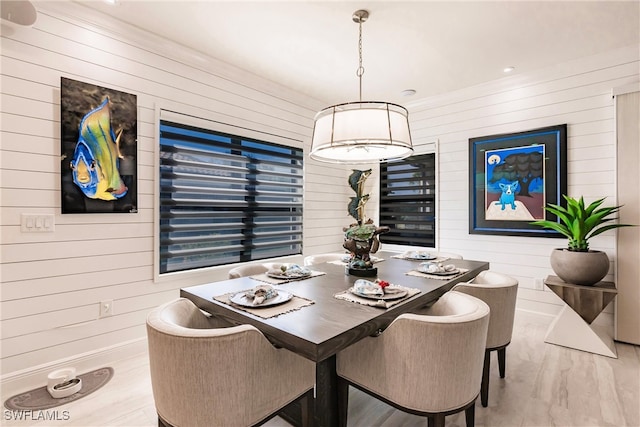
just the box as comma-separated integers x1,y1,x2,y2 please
379,154,436,247
159,120,303,274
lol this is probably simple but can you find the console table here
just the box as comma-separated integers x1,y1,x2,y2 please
544,275,618,358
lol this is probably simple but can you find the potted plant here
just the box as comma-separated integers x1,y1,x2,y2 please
531,195,634,285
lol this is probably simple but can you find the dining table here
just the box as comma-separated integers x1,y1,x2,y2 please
180,251,490,427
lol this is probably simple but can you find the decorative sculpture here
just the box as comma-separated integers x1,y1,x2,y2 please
343,169,389,276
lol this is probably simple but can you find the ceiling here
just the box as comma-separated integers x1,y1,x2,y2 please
72,1,639,107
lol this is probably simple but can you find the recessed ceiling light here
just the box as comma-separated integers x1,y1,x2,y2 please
103,0,119,4
503,66,515,73
401,89,417,97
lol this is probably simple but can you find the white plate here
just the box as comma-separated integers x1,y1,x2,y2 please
403,252,437,260
229,291,293,308
417,266,460,276
349,288,408,301
266,271,311,279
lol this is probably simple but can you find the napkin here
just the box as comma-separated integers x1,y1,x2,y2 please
353,279,406,297
353,279,385,297
245,284,278,305
420,262,456,273
267,264,311,278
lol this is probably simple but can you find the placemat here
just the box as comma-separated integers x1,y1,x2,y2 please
214,291,315,319
391,254,450,263
405,267,469,280
334,285,421,309
250,270,326,285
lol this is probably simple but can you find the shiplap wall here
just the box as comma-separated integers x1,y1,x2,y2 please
1,2,638,381
0,3,350,377
405,45,640,315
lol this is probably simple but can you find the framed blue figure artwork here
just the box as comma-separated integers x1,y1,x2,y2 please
469,124,567,237
60,77,137,214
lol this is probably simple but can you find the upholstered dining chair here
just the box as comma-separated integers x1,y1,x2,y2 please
336,291,490,427
437,251,463,260
146,298,316,427
228,263,273,279
303,252,347,266
452,270,519,407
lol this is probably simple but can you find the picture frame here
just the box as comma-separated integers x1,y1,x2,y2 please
60,77,137,214
468,124,567,237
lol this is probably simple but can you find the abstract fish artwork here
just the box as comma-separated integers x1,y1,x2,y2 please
70,97,128,201
60,77,137,214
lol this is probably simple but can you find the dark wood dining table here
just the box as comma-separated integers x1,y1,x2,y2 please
180,251,489,427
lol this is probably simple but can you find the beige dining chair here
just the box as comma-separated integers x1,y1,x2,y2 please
336,291,490,427
452,270,519,407
303,252,347,266
228,263,274,279
146,298,316,427
437,251,463,260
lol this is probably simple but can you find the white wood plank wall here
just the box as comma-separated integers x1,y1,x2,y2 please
0,3,348,377
1,1,638,381
406,45,640,316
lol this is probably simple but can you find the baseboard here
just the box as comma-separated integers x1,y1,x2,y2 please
1,337,147,401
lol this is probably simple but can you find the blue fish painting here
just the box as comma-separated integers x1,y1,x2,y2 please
70,97,128,201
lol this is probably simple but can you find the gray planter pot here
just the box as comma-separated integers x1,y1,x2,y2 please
549,248,610,286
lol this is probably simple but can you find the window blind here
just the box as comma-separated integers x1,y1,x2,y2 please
159,120,303,274
379,154,436,247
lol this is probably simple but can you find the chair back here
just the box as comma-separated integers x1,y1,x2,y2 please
437,251,463,260
453,270,519,349
146,298,315,427
228,263,269,279
303,253,346,266
337,291,489,413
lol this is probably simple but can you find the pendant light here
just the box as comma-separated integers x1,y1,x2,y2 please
310,9,413,164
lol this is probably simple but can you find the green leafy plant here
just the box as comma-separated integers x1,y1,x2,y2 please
531,195,634,251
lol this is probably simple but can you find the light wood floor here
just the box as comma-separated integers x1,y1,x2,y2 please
3,310,639,427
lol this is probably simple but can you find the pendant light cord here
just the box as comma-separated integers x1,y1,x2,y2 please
357,18,364,102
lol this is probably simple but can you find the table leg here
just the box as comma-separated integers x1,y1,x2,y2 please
314,355,338,427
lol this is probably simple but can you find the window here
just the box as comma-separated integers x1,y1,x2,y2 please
159,120,303,274
379,153,436,247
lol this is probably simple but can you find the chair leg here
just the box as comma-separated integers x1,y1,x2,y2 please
300,389,315,427
337,377,349,427
428,413,446,427
465,400,476,427
498,347,506,378
481,349,490,407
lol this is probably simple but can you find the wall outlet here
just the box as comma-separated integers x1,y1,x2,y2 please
534,278,544,290
99,300,114,318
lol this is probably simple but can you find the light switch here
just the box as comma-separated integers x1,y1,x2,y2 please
21,214,55,232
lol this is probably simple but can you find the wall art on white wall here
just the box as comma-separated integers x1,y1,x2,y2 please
469,124,567,237
60,77,137,213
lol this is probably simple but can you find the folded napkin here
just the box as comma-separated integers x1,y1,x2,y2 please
352,279,407,298
419,262,457,274
267,264,311,278
402,250,435,260
244,284,278,306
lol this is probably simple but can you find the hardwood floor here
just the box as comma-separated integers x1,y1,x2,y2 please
3,310,639,426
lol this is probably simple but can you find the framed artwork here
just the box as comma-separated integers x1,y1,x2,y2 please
60,77,137,213
469,124,567,237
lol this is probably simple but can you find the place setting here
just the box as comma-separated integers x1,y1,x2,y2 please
334,278,421,308
406,262,469,280
250,264,326,285
392,250,450,263
214,284,315,319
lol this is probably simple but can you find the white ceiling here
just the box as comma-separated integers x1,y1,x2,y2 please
73,0,639,107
